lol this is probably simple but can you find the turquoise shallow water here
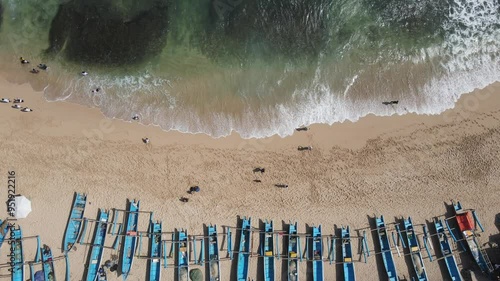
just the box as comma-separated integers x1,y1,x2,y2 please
0,0,499,138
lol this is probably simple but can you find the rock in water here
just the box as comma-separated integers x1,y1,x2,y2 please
45,0,169,65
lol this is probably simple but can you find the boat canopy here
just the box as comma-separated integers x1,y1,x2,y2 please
456,212,475,231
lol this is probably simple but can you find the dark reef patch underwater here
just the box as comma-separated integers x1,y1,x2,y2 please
46,0,169,66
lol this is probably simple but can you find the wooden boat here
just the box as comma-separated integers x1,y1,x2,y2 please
85,209,109,281
434,219,462,281
375,216,398,281
287,222,299,281
10,226,24,281
262,220,275,281
0,219,10,250
403,217,428,281
63,192,87,253
453,201,494,274
207,224,221,281
311,225,324,281
341,226,356,281
42,244,56,281
236,217,251,281
177,229,189,281
120,200,140,280
148,221,162,281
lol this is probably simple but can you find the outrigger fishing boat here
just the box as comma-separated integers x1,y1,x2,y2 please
177,229,189,281
288,222,299,281
311,225,324,281
434,219,462,281
42,244,56,281
11,226,24,281
341,226,356,281
148,221,162,281
207,224,221,281
236,217,251,281
452,201,494,274
403,217,428,281
375,216,398,281
85,209,109,281
63,192,87,253
262,220,275,281
121,200,140,280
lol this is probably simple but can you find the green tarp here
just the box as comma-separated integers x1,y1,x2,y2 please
189,268,202,281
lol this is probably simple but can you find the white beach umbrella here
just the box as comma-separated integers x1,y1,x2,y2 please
14,195,32,219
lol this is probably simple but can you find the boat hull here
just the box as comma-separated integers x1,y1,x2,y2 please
434,220,462,281
85,209,109,281
288,222,299,281
342,226,356,281
148,221,162,281
403,217,428,281
10,227,24,281
453,202,493,274
236,217,251,281
177,229,189,281
42,245,56,281
207,225,221,281
376,216,398,281
311,226,324,281
262,221,275,281
121,200,140,280
63,193,87,253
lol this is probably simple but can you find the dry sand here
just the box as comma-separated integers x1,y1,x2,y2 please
0,77,499,281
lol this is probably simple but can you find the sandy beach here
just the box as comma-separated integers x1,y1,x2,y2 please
0,77,499,281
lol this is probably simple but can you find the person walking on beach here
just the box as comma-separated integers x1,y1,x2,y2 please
253,167,265,173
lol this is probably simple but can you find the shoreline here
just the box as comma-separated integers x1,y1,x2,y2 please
1,77,499,150
0,78,499,280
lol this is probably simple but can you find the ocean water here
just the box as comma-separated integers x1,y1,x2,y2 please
0,0,498,138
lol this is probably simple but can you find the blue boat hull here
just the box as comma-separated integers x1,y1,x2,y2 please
342,226,356,281
10,227,24,281
121,200,140,280
236,217,251,281
207,225,220,281
85,210,109,281
404,217,428,281
311,226,324,281
42,245,56,281
177,229,189,281
0,219,10,251
262,220,275,281
376,216,398,281
434,219,462,281
63,193,87,253
148,221,162,281
288,222,299,281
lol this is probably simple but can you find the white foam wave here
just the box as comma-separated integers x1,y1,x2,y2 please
39,0,500,140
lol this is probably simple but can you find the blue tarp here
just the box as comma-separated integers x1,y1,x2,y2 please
34,270,45,281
